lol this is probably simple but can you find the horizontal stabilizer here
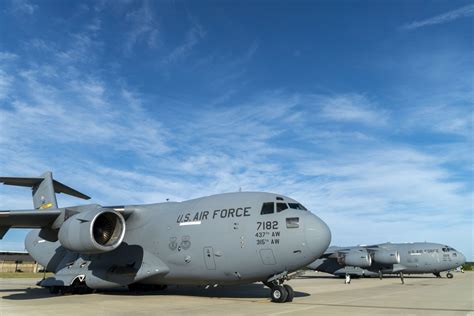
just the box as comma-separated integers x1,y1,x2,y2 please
0,177,91,200
52,180,91,200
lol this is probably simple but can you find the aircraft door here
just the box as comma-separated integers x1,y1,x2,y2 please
203,247,216,270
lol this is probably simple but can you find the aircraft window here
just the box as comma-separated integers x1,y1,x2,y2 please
452,253,457,257
286,217,299,228
288,203,307,211
277,203,288,212
442,247,449,252
276,197,284,201
261,202,274,215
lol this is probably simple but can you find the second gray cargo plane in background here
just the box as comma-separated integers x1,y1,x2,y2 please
0,171,331,303
308,242,466,283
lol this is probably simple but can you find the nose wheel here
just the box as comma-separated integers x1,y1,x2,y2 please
264,271,297,303
269,284,294,303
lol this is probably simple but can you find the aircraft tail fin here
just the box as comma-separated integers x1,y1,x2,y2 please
0,171,91,209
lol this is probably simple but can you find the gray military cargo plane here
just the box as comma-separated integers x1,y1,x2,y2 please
0,171,331,303
307,242,466,283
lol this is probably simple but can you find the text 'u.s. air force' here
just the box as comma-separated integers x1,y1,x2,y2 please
176,207,251,223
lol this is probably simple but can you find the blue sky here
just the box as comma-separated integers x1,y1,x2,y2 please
0,0,472,260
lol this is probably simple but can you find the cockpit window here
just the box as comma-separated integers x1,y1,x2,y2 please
261,202,274,215
288,203,307,211
442,247,449,252
277,203,288,212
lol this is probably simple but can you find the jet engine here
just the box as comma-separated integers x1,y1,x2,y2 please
337,249,372,267
58,208,126,254
372,250,400,264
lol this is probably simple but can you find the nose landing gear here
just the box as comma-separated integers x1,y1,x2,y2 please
264,271,296,303
269,284,295,303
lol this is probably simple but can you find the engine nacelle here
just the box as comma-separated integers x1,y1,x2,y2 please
58,208,126,254
337,249,372,267
372,250,400,265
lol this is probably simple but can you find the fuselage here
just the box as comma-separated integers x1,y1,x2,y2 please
26,192,331,287
310,242,466,277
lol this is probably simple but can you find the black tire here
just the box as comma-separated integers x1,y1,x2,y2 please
271,285,288,303
58,287,67,295
283,284,294,302
128,284,140,292
49,286,59,295
446,272,453,279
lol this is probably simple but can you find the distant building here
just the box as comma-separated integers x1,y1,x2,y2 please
0,251,41,273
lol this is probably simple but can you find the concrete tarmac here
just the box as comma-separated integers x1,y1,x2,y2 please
1,271,473,315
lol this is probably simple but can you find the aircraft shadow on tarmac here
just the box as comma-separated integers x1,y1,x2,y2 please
1,283,310,301
298,274,448,279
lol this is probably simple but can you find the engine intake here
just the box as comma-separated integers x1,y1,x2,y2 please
337,249,372,267
58,207,126,254
372,250,400,265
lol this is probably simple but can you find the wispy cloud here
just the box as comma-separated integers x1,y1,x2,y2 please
162,18,205,64
0,52,18,61
402,4,474,30
315,94,388,126
403,104,473,138
0,69,13,100
7,0,38,15
124,1,160,54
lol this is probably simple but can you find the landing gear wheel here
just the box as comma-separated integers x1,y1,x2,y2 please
433,272,441,278
270,285,288,303
48,286,59,294
446,272,453,279
283,284,294,302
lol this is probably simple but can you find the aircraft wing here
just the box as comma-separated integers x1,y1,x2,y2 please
320,246,350,258
0,206,134,239
391,264,407,273
0,209,62,238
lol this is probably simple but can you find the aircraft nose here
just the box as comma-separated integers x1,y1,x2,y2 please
304,213,331,260
459,252,466,265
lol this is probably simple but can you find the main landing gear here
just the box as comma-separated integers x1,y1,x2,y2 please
433,272,454,279
47,279,93,295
